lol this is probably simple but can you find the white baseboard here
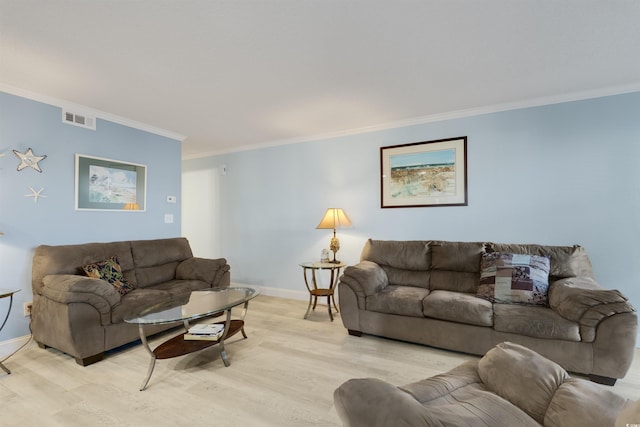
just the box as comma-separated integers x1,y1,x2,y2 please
232,282,308,302
0,334,31,359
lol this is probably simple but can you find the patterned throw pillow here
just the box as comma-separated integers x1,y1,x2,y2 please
83,256,135,296
477,252,550,305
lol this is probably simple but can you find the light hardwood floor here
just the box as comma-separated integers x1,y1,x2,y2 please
1,295,639,426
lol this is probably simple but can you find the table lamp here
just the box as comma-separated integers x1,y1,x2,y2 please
316,208,351,263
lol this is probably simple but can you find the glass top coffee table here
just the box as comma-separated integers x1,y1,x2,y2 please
125,286,260,390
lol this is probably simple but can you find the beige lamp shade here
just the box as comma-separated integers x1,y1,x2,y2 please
316,208,351,229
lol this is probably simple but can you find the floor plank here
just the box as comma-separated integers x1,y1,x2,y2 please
1,295,638,426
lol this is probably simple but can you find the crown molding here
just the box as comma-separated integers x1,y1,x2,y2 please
183,83,640,160
0,84,186,142
3,82,638,160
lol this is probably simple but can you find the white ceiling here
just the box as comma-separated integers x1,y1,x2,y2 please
2,1,640,159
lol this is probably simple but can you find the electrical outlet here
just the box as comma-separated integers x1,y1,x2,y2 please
23,301,33,317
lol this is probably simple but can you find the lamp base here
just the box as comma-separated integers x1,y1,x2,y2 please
327,259,342,264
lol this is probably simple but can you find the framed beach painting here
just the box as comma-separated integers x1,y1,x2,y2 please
380,136,467,208
75,154,147,211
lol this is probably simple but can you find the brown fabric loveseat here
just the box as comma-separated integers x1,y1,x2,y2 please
334,341,638,427
338,239,637,384
31,237,230,366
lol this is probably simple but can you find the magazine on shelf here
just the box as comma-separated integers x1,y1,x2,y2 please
187,323,224,335
184,323,224,341
184,331,224,341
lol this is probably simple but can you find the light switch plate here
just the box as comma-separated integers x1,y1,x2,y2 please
164,214,174,223
166,196,177,203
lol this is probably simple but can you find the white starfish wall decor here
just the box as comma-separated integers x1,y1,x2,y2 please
13,148,47,172
25,187,47,203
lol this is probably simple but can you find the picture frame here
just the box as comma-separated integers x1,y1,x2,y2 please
380,136,467,208
75,154,147,211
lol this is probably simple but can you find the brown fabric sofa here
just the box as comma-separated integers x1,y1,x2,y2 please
338,239,637,384
334,341,637,427
31,237,230,365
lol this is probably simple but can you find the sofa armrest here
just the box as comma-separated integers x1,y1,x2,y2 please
334,378,434,427
339,261,389,298
176,257,231,287
40,274,121,314
549,277,635,327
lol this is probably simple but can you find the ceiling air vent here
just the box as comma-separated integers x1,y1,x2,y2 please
62,109,96,130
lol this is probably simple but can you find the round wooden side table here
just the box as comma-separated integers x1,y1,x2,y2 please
299,262,345,321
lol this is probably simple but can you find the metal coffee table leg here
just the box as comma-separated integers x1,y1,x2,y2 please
138,324,157,391
219,309,233,367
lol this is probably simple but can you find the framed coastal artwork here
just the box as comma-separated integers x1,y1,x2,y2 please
75,154,147,211
380,136,467,208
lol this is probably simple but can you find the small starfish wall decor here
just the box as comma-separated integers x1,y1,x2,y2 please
25,187,47,203
13,148,47,172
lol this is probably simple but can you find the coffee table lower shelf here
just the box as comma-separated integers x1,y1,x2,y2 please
154,320,244,359
138,319,246,391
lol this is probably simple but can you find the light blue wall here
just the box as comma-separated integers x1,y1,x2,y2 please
0,91,182,342
183,92,640,345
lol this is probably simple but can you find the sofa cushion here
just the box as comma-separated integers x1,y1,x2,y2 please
544,377,631,427
366,285,430,317
487,243,594,280
383,266,431,289
135,262,181,289
83,256,136,296
32,241,135,295
493,304,581,341
402,361,540,427
130,238,193,287
151,279,212,296
429,241,484,293
409,382,539,427
336,360,541,427
430,241,484,273
401,360,482,402
361,239,431,270
478,342,569,424
176,257,230,284
477,252,550,306
361,239,431,288
423,290,493,327
111,288,174,324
